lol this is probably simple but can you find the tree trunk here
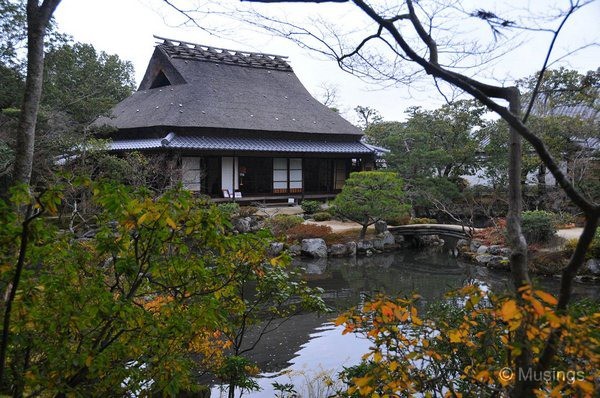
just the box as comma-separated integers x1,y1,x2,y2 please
536,163,547,210
11,0,62,187
505,91,534,398
360,222,368,240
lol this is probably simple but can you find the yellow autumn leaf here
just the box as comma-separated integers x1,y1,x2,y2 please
573,380,594,394
534,290,558,306
373,351,382,362
85,355,93,367
334,315,347,326
500,299,520,322
166,217,178,229
530,298,545,316
448,329,464,343
353,375,372,388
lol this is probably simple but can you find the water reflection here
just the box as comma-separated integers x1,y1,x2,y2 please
211,248,599,397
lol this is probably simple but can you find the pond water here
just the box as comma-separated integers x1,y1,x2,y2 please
211,248,600,398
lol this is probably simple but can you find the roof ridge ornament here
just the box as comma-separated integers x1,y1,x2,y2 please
153,35,292,72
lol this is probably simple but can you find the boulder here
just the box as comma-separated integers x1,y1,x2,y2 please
346,241,357,256
288,244,301,257
457,239,469,248
357,240,374,252
475,254,494,265
500,247,512,257
301,238,328,258
330,243,348,257
267,242,284,257
372,238,384,250
488,245,503,255
249,217,262,232
233,217,251,233
476,245,489,255
380,231,396,246
374,220,388,234
584,258,600,276
488,256,509,269
470,240,482,252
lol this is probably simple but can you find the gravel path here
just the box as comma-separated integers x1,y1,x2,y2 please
556,228,583,240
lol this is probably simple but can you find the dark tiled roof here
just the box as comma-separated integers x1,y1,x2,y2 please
95,37,362,137
109,133,375,154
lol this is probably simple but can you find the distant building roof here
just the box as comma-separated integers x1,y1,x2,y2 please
109,132,375,154
96,36,362,138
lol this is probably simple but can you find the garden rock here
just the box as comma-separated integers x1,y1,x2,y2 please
476,245,489,255
288,244,301,257
375,220,388,234
372,238,385,250
475,254,494,265
330,244,348,257
470,240,482,252
380,231,395,246
500,247,511,256
585,258,600,276
233,217,251,233
267,242,284,257
488,256,509,269
457,239,469,248
357,240,374,252
301,238,328,258
488,245,503,255
346,241,357,256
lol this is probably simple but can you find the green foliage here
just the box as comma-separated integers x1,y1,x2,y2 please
216,356,260,395
331,171,410,238
301,200,322,214
265,214,304,236
0,181,326,396
366,100,486,180
409,217,437,224
42,42,135,124
313,211,332,221
218,202,240,218
521,210,557,243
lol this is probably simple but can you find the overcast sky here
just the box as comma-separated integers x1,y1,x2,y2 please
53,0,600,124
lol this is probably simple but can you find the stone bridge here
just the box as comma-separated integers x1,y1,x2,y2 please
389,224,476,256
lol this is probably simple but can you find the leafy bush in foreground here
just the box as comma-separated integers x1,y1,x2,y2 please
334,285,598,397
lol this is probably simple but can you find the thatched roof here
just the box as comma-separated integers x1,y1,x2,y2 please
96,37,362,138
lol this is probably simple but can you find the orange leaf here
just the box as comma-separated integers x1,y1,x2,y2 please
500,299,520,322
534,290,558,306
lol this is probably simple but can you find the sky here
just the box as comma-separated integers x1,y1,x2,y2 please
53,0,600,124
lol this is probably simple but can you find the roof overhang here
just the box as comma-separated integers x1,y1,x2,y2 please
109,133,376,154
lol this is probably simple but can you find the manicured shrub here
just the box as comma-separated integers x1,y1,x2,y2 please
238,206,258,217
521,210,556,243
287,223,332,241
265,214,304,236
409,217,437,225
301,200,322,214
217,202,240,218
385,214,411,226
313,211,332,221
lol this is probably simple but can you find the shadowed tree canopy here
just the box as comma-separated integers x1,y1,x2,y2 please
42,42,135,125
366,99,486,180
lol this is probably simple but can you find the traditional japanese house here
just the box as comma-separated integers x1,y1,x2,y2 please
96,36,378,201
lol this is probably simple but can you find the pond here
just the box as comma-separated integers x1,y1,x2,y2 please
211,248,600,397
